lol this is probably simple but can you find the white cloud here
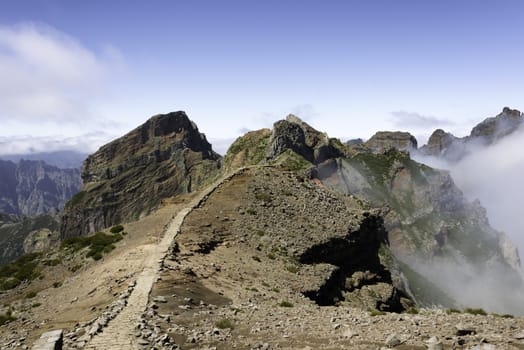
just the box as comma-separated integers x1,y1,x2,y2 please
414,126,524,262
0,23,122,125
0,132,115,156
390,110,454,129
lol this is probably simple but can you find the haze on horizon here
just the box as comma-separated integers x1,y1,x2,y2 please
0,0,523,156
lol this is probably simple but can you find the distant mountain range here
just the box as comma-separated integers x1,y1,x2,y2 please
0,150,87,169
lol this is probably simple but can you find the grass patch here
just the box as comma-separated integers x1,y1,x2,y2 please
255,193,271,202
405,307,419,314
446,308,461,314
286,265,298,274
256,230,265,237
464,308,487,316
25,291,37,299
61,232,123,260
42,258,61,266
109,224,124,233
279,301,294,307
267,253,276,260
67,191,86,207
0,311,16,326
369,310,387,316
272,287,280,293
246,208,257,215
71,264,82,272
0,253,42,290
491,313,514,318
215,318,234,329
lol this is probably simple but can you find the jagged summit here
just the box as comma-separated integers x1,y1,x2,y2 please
365,131,418,153
420,107,523,160
61,111,222,238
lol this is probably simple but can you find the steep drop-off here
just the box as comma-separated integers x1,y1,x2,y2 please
0,159,81,217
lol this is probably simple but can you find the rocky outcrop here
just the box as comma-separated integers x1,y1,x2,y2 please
265,115,349,164
60,111,222,238
469,107,522,144
0,214,59,265
0,160,80,217
365,131,418,153
420,107,523,160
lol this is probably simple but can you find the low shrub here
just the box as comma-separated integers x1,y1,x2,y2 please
0,311,15,326
25,291,37,299
61,232,123,260
0,253,42,290
215,318,234,329
279,301,294,307
464,308,487,316
109,225,124,233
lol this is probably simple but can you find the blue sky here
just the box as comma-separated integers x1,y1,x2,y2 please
0,0,523,154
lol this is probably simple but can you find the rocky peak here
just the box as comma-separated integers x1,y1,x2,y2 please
265,115,346,164
82,111,217,183
61,111,222,238
468,107,523,144
365,131,418,153
420,107,523,161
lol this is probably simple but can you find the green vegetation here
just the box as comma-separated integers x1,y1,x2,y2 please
67,191,86,207
25,291,37,299
0,253,42,290
446,308,461,314
272,287,280,293
32,302,42,308
61,231,124,261
491,313,514,318
369,309,386,316
42,258,61,266
267,253,276,260
255,192,271,201
0,310,16,326
273,149,312,171
246,208,257,215
286,265,298,273
405,307,419,314
279,301,294,307
256,230,265,237
215,318,234,329
223,129,271,167
464,308,487,316
109,224,124,233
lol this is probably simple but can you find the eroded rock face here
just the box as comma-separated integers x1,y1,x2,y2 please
265,115,347,164
60,111,222,238
316,149,524,312
365,131,418,153
0,159,81,217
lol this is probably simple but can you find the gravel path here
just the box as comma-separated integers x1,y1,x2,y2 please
84,171,236,350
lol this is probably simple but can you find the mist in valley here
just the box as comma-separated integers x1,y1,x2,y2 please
412,126,524,314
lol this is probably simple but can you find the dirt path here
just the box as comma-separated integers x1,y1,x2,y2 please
84,172,238,349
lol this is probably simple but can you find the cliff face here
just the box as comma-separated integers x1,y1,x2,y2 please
0,159,81,217
316,150,523,312
60,111,222,238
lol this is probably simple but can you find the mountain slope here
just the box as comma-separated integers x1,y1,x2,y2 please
60,111,222,238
